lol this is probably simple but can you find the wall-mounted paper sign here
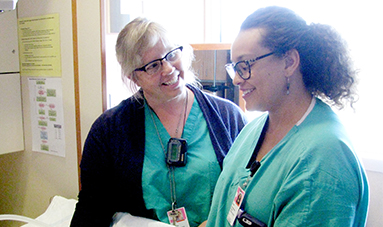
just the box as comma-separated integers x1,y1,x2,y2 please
18,14,61,77
29,77,65,157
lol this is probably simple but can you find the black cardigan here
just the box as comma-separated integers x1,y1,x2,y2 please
70,85,247,226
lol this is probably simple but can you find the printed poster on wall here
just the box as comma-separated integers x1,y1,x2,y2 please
18,14,61,77
29,77,65,157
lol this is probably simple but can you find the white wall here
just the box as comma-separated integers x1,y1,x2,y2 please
0,0,103,225
365,170,383,227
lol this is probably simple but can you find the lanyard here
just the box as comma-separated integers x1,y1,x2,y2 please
227,121,266,227
147,100,192,226
234,117,271,227
227,159,262,227
242,160,261,190
146,92,188,212
242,116,268,189
148,106,179,211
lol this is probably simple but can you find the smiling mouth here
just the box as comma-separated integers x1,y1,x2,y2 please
242,88,255,96
163,75,179,86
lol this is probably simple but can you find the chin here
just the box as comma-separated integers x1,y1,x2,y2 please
245,102,264,112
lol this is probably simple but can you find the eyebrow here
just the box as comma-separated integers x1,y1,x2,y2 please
143,47,175,64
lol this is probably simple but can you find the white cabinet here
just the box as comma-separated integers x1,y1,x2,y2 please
0,9,19,72
0,73,24,154
0,9,24,155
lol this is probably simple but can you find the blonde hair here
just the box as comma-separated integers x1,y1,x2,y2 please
115,17,198,96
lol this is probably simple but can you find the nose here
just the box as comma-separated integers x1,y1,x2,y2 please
232,73,244,86
160,60,175,75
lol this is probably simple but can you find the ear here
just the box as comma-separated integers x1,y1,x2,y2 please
284,49,300,76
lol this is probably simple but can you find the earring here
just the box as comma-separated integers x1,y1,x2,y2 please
286,77,290,95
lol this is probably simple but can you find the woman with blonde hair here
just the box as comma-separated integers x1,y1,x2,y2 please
70,17,247,227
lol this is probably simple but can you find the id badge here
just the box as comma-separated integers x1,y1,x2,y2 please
167,207,190,227
227,186,245,226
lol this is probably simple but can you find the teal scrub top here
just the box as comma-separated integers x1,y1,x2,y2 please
206,98,369,227
143,97,221,227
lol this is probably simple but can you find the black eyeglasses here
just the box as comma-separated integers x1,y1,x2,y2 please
225,52,274,80
134,46,183,75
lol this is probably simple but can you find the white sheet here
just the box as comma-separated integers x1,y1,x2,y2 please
111,213,173,227
8,195,174,227
22,195,77,227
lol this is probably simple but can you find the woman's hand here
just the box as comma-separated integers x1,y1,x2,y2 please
198,220,207,227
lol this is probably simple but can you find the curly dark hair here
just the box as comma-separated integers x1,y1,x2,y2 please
241,6,357,109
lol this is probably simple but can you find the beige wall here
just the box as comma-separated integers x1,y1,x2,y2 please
0,0,103,226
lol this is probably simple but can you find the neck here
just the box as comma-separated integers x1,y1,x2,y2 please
268,92,312,132
145,88,187,112
146,88,191,138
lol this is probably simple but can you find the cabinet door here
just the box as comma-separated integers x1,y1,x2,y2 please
0,73,24,154
0,10,19,73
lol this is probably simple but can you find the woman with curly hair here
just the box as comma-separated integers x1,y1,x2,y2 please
202,6,369,227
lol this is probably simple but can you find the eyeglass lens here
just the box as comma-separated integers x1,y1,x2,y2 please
225,52,274,80
226,62,250,80
144,47,182,75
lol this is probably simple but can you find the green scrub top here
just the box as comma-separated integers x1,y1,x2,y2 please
143,97,221,227
206,98,369,227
